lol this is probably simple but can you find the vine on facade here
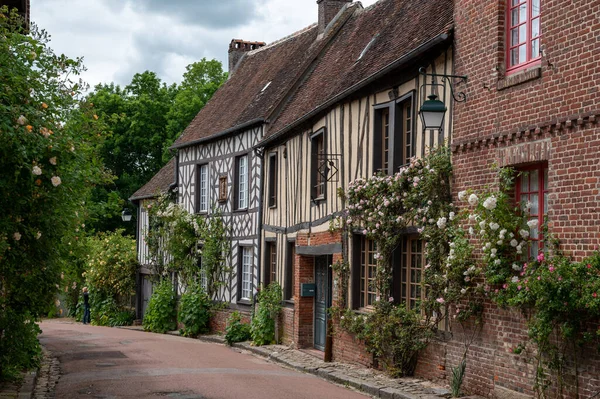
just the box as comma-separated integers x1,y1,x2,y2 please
146,195,230,301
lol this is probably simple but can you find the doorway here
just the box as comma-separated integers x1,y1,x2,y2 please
314,255,332,351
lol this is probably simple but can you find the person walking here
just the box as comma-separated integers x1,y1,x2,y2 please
82,287,91,325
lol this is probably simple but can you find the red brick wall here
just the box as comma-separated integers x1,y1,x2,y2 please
209,308,251,334
445,0,600,396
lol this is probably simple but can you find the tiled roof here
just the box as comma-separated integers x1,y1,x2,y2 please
264,0,454,140
129,158,176,201
172,24,321,147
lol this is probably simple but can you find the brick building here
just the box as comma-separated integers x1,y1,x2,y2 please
440,0,600,397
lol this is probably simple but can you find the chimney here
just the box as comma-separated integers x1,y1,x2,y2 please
228,39,266,76
317,0,351,34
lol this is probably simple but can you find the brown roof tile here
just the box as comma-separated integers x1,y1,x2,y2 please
264,0,454,139
129,157,176,201
172,24,320,147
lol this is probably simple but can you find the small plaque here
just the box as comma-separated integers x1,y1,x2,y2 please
219,176,227,202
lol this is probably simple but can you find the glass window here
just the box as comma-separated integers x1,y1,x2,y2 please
516,164,548,257
240,247,252,301
236,155,248,209
197,164,208,213
507,0,542,71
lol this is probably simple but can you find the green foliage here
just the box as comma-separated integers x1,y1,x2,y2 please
0,310,42,381
251,282,283,346
85,230,137,298
90,297,134,327
146,198,230,300
224,311,251,346
178,283,211,337
0,8,109,380
143,279,177,334
86,59,226,233
339,301,431,377
450,359,467,397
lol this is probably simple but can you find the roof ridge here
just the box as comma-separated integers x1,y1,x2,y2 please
247,23,318,56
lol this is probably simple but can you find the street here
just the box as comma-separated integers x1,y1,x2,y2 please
39,320,367,399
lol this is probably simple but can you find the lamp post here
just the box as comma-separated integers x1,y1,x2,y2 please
418,67,468,131
121,208,132,222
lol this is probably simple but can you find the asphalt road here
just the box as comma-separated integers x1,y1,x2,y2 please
39,319,367,399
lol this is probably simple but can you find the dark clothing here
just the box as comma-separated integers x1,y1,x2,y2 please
82,292,91,324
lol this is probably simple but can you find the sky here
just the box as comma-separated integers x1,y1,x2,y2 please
31,0,379,90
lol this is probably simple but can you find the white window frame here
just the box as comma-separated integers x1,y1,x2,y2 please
198,164,209,213
241,247,252,301
237,155,248,209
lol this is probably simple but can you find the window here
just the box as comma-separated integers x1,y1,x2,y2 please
399,237,425,310
311,129,326,200
238,246,252,301
198,255,207,292
268,152,278,208
516,164,548,257
196,164,209,213
352,235,377,309
373,95,414,174
235,155,249,210
284,241,295,300
507,0,541,72
264,241,277,285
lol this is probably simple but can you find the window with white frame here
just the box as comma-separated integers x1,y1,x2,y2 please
196,164,208,213
236,155,248,210
239,246,252,301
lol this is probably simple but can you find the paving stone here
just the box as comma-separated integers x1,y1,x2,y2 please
360,381,381,397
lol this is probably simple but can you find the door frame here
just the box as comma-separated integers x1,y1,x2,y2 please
313,254,333,351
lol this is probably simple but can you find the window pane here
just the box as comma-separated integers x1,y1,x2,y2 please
530,169,539,191
519,4,527,24
519,25,527,44
511,8,519,26
544,193,548,215
532,39,540,58
511,28,520,46
532,18,540,38
521,173,529,192
512,0,521,6
530,225,539,239
532,0,540,17
530,240,539,257
519,44,527,63
543,168,548,190
530,194,539,214
511,48,519,66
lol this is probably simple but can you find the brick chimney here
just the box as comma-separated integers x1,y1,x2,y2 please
228,39,266,75
317,0,351,34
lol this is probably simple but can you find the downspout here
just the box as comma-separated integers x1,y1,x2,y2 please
253,125,266,318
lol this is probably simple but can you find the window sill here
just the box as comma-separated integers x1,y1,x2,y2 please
283,299,294,308
497,65,541,91
236,299,252,307
311,196,326,205
268,204,277,210
196,210,208,215
233,208,248,214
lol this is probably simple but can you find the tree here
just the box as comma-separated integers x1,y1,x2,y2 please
163,59,227,159
86,60,226,233
0,8,109,380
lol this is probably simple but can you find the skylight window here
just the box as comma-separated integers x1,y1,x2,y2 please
357,34,379,61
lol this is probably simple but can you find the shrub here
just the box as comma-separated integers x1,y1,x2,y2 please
225,311,251,345
90,297,134,327
143,280,177,333
251,282,282,346
178,283,211,337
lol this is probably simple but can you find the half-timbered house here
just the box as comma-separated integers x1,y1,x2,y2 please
130,158,176,319
167,9,358,325
257,0,455,359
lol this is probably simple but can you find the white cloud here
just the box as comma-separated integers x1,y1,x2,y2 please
31,0,379,88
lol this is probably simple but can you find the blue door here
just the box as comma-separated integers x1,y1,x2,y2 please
314,255,332,351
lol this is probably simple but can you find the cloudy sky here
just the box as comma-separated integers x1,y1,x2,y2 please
31,0,378,89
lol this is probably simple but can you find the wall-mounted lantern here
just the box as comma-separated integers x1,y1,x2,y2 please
418,67,468,131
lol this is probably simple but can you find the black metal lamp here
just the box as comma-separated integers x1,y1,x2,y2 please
419,94,448,130
418,67,468,131
121,208,133,222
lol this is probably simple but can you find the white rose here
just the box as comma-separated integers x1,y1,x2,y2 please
483,196,497,210
458,191,467,201
49,157,57,165
51,176,62,187
527,219,538,228
32,166,42,175
13,232,21,241
437,217,447,229
510,239,518,247
468,193,479,206
17,115,27,125
520,229,530,238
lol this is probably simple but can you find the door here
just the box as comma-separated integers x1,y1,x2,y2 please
314,255,332,351
141,275,154,319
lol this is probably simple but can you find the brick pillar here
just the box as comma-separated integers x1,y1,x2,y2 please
293,246,314,348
